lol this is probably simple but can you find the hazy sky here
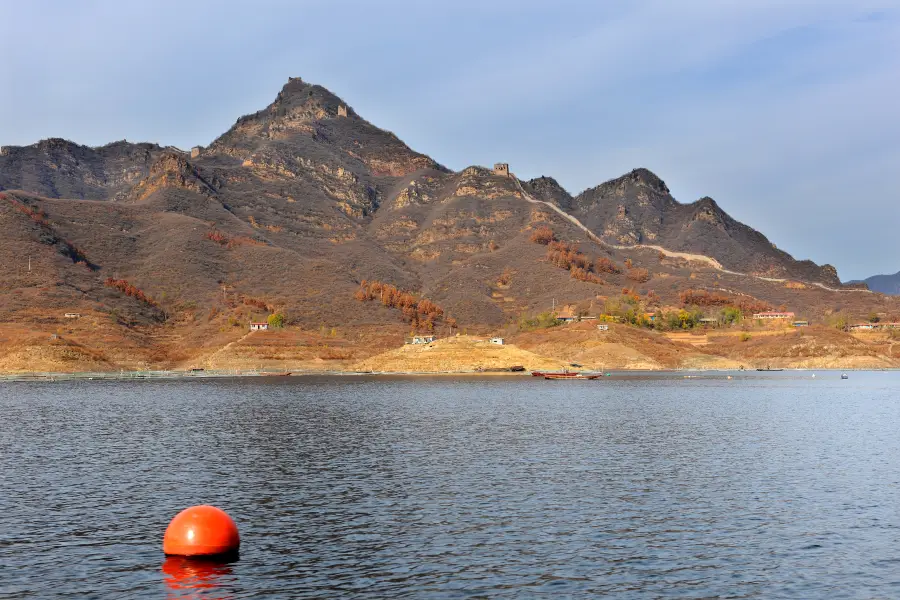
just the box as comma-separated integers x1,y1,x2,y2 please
1,1,897,280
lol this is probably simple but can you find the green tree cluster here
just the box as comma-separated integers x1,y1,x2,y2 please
518,312,560,331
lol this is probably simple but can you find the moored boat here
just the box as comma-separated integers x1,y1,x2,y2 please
544,373,600,380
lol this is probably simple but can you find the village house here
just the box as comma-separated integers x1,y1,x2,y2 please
597,324,609,331
64,313,81,319
250,322,268,331
793,320,810,327
753,311,795,320
406,335,435,345
489,337,505,345
555,308,577,323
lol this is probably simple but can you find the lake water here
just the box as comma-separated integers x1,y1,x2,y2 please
1,373,899,598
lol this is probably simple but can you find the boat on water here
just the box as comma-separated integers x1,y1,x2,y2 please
841,373,849,379
757,366,783,372
532,369,579,378
262,372,292,377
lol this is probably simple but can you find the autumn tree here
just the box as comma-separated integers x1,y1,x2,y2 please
627,267,650,283
530,226,556,245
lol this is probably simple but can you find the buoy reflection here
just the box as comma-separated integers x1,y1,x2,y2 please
162,555,237,599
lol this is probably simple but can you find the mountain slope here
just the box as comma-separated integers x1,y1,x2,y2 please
0,139,169,200
0,77,892,372
566,168,840,286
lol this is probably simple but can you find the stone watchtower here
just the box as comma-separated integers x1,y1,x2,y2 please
493,163,510,177
191,146,202,159
337,105,348,118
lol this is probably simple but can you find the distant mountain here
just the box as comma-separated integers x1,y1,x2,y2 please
854,272,900,295
0,76,887,371
560,168,840,286
0,138,169,200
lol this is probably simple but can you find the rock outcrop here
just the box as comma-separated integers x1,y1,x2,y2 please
569,168,842,286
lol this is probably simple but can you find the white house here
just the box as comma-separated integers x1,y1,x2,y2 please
407,335,435,344
597,324,609,331
250,322,268,331
489,337,505,345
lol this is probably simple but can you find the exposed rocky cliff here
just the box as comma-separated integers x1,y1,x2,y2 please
0,75,876,363
568,168,841,286
521,176,573,210
0,138,168,200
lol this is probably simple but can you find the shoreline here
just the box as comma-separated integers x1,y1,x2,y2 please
0,367,891,382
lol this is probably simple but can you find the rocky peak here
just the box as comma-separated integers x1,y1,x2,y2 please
269,77,351,119
626,168,669,194
125,152,219,202
521,176,573,210
451,166,522,200
35,138,85,153
576,167,672,206
208,77,444,181
0,137,166,200
689,196,727,227
230,77,351,134
96,140,163,156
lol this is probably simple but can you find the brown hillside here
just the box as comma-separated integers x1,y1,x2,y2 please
511,321,742,370
569,168,841,286
0,77,896,372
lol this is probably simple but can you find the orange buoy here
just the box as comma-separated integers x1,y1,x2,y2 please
163,505,240,557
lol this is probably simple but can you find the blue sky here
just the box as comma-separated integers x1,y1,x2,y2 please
1,0,897,280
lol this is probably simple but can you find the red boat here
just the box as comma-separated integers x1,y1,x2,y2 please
531,369,579,377
544,373,600,380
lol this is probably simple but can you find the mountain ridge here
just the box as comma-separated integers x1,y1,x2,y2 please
1,76,890,375
0,78,843,288
852,271,900,295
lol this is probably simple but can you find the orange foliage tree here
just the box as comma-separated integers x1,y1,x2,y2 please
206,229,266,249
542,240,607,285
105,278,157,306
353,280,448,330
679,288,772,314
530,226,556,245
594,257,622,274
627,267,650,283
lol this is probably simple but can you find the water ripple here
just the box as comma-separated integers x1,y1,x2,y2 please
1,373,899,598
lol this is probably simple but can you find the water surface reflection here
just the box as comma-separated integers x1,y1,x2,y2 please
1,373,899,597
